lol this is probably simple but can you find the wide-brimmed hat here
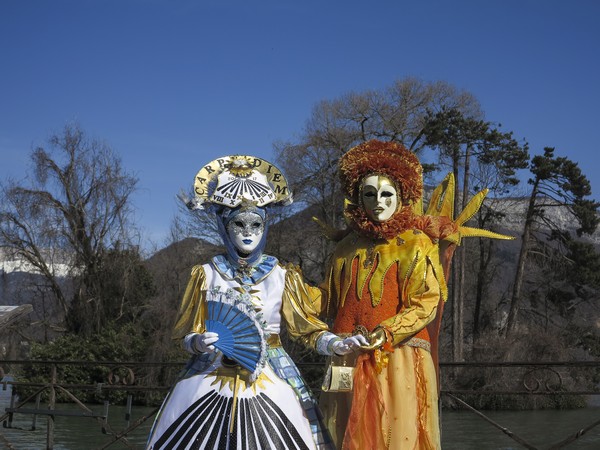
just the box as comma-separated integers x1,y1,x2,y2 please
190,155,293,210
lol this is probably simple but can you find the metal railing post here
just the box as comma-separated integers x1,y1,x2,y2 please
46,363,57,450
6,387,15,428
125,394,132,428
31,393,41,430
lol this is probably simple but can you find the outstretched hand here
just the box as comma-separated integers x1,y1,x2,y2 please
332,334,369,356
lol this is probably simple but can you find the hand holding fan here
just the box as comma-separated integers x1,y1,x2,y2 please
204,293,267,378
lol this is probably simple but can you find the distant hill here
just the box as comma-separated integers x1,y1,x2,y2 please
1,198,598,336
144,237,222,275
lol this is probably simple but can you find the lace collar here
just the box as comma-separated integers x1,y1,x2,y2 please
211,254,278,285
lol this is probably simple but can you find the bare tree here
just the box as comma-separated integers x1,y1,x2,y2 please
273,79,482,285
275,78,482,216
0,124,139,335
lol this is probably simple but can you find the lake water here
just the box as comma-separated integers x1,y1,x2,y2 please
441,408,600,449
1,402,600,449
0,406,600,450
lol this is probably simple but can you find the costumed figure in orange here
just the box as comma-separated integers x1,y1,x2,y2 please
317,140,512,450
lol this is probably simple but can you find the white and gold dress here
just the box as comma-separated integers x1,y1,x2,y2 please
146,254,335,450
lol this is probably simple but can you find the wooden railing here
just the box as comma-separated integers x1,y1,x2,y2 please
1,359,599,449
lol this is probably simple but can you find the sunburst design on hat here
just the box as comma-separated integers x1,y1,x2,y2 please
193,155,293,209
211,172,274,207
229,156,254,177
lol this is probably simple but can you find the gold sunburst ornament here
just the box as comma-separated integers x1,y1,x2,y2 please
208,366,273,393
193,155,292,209
228,156,254,177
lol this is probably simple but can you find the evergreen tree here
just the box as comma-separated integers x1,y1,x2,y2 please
506,147,600,335
421,108,529,359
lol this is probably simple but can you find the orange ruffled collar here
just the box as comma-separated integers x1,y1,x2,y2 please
345,205,458,241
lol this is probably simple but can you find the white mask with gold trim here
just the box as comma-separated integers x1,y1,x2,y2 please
360,174,399,222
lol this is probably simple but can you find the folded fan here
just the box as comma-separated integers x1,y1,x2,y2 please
205,300,264,373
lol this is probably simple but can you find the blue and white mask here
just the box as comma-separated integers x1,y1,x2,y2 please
216,205,269,268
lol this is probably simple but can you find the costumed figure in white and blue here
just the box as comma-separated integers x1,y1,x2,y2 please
146,155,366,450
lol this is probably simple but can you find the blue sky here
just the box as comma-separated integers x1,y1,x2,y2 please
1,0,599,248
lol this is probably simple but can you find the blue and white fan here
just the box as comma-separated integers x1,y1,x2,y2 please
204,290,267,379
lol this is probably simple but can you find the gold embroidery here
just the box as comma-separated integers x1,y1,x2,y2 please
364,241,377,268
208,365,273,393
404,337,431,352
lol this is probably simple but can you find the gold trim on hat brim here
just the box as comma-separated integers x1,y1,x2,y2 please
193,155,292,207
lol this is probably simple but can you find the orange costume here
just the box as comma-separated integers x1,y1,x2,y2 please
317,140,510,450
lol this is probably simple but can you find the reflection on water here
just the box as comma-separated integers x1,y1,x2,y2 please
1,402,600,449
442,408,600,450
1,371,157,449
1,402,155,450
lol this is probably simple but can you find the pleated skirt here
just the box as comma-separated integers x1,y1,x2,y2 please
147,350,326,450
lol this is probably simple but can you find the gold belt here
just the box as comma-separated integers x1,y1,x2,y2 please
267,334,281,348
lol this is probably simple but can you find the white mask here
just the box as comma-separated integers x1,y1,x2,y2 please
226,211,265,255
361,175,398,222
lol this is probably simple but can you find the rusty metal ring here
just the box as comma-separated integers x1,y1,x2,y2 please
523,367,563,393
107,366,135,386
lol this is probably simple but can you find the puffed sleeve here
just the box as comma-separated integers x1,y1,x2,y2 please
280,264,335,351
171,265,208,341
378,242,442,346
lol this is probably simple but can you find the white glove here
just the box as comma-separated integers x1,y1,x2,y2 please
191,332,219,353
331,335,369,356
